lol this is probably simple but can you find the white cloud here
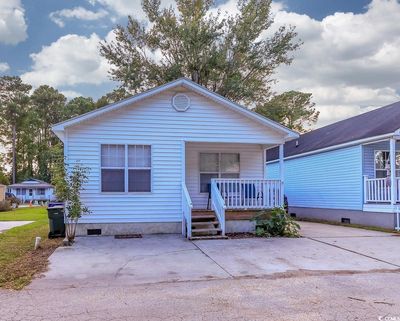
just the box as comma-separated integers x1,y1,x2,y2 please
271,0,400,127
21,33,111,88
0,62,10,73
0,0,27,45
49,6,108,28
61,90,84,99
88,0,176,20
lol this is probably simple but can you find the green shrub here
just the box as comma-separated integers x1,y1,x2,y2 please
253,207,300,237
0,200,11,212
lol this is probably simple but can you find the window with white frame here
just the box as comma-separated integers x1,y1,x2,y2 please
37,188,45,195
101,144,151,192
374,150,400,178
128,145,151,192
199,153,240,193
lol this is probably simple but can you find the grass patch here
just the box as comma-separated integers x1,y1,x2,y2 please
0,207,62,290
297,217,400,234
0,206,47,221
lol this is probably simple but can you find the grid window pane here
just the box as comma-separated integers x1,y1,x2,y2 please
200,153,218,172
375,151,400,178
101,145,125,167
221,153,240,173
200,173,218,193
129,169,151,192
101,169,124,192
128,145,151,167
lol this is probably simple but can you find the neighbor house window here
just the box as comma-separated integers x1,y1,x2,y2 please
29,189,33,196
199,153,240,193
37,188,45,195
101,144,151,192
374,151,400,178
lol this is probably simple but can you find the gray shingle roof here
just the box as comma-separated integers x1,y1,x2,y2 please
266,101,400,161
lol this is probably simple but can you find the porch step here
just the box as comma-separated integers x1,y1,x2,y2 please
192,221,219,227
190,235,228,240
191,215,216,221
191,227,222,233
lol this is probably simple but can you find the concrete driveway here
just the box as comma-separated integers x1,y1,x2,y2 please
0,221,33,233
30,221,400,290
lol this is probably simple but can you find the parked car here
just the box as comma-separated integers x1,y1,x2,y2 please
5,192,20,208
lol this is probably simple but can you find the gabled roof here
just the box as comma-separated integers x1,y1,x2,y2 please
267,101,400,161
52,78,298,142
8,178,53,188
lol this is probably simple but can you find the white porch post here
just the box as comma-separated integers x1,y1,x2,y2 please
279,144,285,206
390,138,397,205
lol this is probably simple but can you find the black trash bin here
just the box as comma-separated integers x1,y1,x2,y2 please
47,204,65,238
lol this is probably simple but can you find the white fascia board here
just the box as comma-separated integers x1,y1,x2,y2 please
266,132,396,164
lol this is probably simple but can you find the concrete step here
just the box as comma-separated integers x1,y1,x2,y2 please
190,235,228,240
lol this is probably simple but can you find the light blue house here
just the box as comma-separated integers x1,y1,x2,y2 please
266,101,400,230
52,78,298,238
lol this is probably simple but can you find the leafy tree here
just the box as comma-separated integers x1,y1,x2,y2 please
95,88,131,108
65,97,96,119
0,76,32,183
100,0,300,105
255,91,319,132
30,85,67,181
0,160,10,185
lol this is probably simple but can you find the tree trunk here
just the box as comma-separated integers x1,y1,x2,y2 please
12,123,16,184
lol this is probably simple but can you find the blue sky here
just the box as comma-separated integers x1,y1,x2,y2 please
1,0,400,126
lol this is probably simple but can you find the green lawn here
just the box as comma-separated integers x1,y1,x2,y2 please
0,207,61,290
0,206,47,221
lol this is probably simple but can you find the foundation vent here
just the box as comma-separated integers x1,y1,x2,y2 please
290,213,297,218
87,228,102,235
341,218,351,224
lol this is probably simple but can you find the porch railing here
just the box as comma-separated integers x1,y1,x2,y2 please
212,178,283,209
364,177,391,203
210,180,226,236
181,182,193,238
363,176,400,203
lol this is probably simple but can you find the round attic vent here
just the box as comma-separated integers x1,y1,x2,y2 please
172,93,190,112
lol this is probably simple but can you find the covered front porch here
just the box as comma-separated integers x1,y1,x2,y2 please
181,141,285,239
363,137,400,212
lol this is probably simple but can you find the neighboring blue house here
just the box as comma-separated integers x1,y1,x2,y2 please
266,101,400,230
7,178,55,203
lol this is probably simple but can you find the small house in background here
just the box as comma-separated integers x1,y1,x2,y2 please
7,178,55,203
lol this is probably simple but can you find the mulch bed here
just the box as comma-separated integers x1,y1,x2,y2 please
226,232,259,239
0,238,62,290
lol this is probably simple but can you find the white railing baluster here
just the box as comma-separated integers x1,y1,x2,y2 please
181,182,193,239
211,179,283,210
211,179,226,236
364,177,400,204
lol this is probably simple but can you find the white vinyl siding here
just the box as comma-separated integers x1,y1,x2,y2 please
267,145,363,210
66,89,282,223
